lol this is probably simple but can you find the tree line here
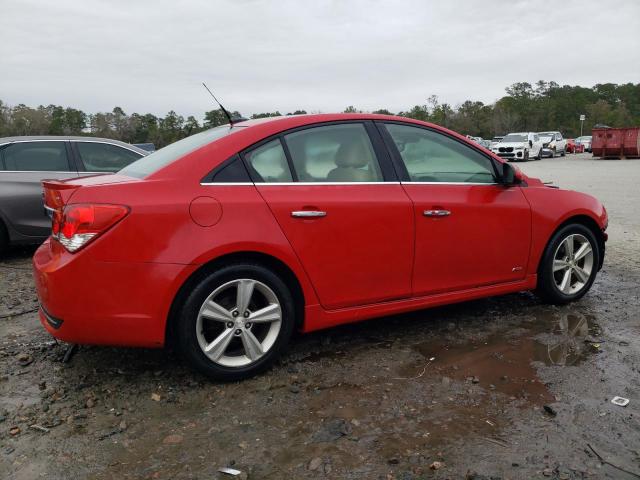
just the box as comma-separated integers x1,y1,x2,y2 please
1,81,638,148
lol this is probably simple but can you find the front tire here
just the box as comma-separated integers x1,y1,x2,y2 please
536,224,600,305
176,264,296,381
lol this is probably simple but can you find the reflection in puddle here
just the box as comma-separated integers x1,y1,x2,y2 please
407,313,600,405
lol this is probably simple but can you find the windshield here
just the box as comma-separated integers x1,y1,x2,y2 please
539,134,553,141
492,137,503,142
577,136,592,142
502,134,527,143
119,125,240,178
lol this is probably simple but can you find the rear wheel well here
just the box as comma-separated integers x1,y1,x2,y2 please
165,251,305,349
538,215,605,273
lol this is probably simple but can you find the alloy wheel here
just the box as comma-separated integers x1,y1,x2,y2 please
195,279,282,367
552,234,594,295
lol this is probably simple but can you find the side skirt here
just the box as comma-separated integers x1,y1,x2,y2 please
301,275,537,332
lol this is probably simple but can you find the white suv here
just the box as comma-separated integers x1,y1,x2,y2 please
538,131,567,157
491,132,543,161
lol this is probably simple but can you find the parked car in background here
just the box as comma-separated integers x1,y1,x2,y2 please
466,136,492,150
566,138,585,154
538,131,567,157
576,136,592,152
489,136,504,149
133,143,156,153
33,113,607,380
491,132,543,161
0,136,147,252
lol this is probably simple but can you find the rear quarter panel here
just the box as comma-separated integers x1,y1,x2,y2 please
66,179,321,311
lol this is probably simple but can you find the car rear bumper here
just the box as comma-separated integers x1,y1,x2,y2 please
33,239,197,347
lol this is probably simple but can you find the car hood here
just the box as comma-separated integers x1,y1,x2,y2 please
494,142,527,148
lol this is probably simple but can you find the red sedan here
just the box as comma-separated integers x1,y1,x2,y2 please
566,138,585,154
33,114,608,380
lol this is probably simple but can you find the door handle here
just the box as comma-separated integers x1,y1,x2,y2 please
423,209,451,217
291,210,327,218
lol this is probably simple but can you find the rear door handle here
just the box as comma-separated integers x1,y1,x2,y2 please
423,209,451,217
291,210,327,218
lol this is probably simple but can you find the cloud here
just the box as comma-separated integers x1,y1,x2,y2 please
1,0,638,120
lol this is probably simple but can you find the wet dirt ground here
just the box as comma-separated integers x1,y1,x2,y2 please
1,153,639,479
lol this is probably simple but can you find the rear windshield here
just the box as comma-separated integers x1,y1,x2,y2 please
119,126,239,178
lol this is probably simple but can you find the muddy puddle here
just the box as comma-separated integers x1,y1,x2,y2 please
399,312,601,406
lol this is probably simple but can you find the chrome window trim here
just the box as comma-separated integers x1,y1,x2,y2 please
198,181,502,186
0,170,75,174
72,140,145,156
402,181,499,186
0,139,68,146
256,182,401,186
200,182,254,186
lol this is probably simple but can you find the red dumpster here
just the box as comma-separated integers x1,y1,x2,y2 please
592,127,639,158
623,127,640,158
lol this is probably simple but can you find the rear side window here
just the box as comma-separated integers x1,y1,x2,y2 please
75,142,142,172
383,123,496,183
244,139,293,183
2,142,71,171
284,123,382,182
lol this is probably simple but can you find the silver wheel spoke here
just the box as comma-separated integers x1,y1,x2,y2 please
240,329,263,361
204,328,235,360
249,304,281,323
574,266,589,283
563,236,574,257
236,280,255,314
201,301,233,322
196,278,282,368
553,233,595,295
574,242,591,262
553,259,569,272
559,269,572,293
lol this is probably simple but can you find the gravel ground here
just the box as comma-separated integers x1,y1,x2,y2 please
1,153,639,480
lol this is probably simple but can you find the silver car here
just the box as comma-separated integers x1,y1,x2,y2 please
0,136,147,252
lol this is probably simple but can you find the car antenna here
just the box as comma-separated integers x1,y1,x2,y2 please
202,82,235,126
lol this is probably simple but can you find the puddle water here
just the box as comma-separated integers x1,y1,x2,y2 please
404,312,600,405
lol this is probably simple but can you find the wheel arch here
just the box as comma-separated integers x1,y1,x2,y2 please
537,214,605,274
165,250,306,348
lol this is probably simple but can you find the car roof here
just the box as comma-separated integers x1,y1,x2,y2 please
0,135,148,154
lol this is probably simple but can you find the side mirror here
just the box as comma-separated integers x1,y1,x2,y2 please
529,140,533,147
501,162,523,186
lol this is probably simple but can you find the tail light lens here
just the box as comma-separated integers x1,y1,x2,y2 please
51,204,129,252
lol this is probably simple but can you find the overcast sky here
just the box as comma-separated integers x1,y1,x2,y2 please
1,0,638,121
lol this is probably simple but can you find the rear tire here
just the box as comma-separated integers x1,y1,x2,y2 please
536,223,600,305
0,221,8,256
176,263,296,381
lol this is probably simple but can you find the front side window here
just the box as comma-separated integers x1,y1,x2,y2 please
76,142,142,172
244,139,293,183
383,123,496,183
2,141,71,171
283,123,383,182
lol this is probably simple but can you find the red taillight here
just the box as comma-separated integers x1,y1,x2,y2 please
52,204,129,252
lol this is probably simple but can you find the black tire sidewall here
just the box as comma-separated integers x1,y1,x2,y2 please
0,221,8,255
176,264,296,381
538,224,600,304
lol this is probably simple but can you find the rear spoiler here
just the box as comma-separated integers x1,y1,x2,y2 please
42,179,81,211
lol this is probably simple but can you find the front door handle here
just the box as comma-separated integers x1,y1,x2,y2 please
291,210,327,218
423,209,451,217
